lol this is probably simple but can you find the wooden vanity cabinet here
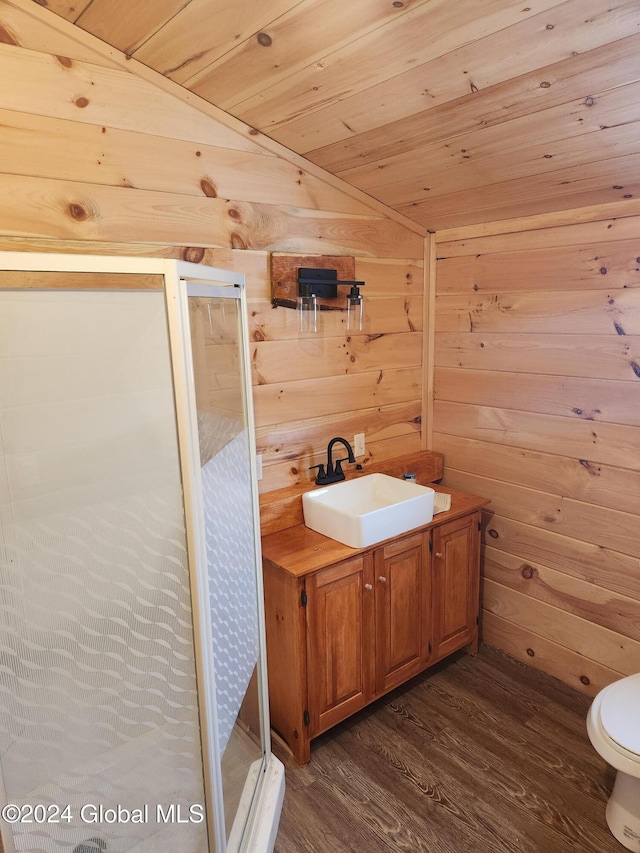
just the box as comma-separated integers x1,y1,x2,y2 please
432,513,480,660
305,532,432,742
262,495,486,765
374,531,432,694
306,554,375,737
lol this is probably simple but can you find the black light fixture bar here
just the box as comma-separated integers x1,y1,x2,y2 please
297,267,365,299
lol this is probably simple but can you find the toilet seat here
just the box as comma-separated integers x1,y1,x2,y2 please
588,676,640,776
587,675,640,852
600,675,640,755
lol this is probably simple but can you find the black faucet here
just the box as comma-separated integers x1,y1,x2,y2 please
309,437,356,485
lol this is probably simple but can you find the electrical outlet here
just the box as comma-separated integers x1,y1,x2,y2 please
256,453,263,481
354,433,365,457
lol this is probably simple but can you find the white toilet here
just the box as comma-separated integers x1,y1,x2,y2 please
587,674,640,851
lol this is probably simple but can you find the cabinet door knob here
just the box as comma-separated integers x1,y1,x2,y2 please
435,552,443,559
378,576,387,583
364,583,373,591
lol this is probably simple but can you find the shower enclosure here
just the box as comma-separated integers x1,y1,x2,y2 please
0,254,284,853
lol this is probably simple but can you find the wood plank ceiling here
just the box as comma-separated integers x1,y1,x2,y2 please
40,0,640,231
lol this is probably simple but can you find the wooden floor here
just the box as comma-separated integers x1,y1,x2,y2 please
272,645,621,853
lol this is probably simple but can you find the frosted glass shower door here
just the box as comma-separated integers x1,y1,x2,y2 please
0,257,281,853
181,282,266,847
0,279,209,853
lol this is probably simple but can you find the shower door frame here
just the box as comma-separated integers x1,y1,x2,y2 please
0,252,279,853
164,266,273,853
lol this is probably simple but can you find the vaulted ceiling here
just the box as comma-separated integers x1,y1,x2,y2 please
40,0,640,231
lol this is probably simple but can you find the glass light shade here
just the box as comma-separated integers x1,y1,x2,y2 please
298,293,318,335
346,292,364,332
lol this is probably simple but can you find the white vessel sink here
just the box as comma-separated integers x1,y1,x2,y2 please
302,473,435,548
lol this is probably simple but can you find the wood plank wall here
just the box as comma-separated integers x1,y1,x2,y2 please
433,213,640,696
2,0,639,703
0,3,425,495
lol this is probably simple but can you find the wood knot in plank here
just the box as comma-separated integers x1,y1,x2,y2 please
67,202,92,221
228,208,241,220
573,407,600,420
55,55,73,67
183,247,205,264
521,565,536,580
526,648,535,657
487,529,499,539
230,232,247,249
74,96,90,108
580,675,590,686
200,178,217,198
257,32,272,47
579,459,600,476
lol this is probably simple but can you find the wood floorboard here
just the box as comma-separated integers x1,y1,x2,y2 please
273,645,620,852
403,689,611,851
342,702,571,853
332,721,528,853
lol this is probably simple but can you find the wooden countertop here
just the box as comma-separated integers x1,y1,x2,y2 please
261,486,490,578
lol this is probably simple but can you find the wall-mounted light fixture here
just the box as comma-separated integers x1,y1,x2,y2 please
296,268,365,334
271,255,366,336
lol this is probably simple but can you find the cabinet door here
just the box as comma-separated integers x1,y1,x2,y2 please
306,555,375,736
375,532,431,695
432,512,480,660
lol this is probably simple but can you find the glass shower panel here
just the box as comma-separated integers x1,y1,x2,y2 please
185,289,264,844
0,284,209,853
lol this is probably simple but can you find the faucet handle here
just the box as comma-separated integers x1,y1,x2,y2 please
309,463,326,482
334,457,351,475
